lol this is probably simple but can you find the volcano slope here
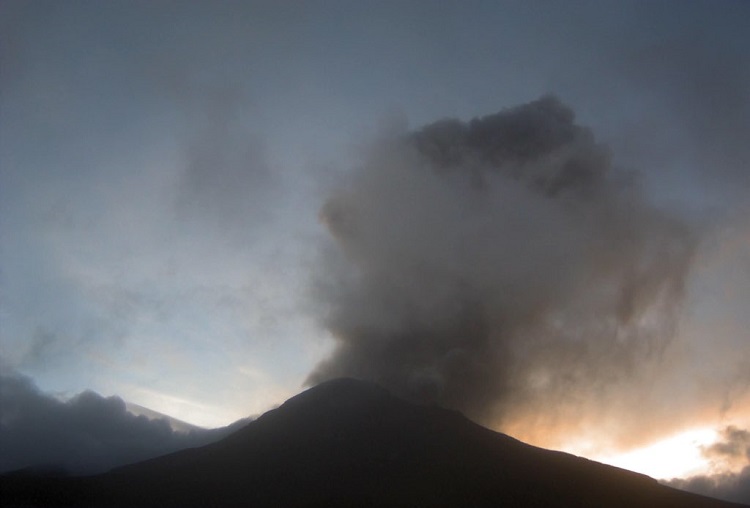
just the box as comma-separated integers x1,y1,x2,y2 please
2,378,746,507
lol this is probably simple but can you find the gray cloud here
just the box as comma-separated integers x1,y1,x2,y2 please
308,96,696,431
0,370,245,475
665,426,750,504
169,81,280,233
668,470,750,506
705,427,750,462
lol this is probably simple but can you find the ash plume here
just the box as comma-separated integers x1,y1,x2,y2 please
308,96,696,429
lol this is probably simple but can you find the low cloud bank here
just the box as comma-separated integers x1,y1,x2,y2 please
0,371,246,475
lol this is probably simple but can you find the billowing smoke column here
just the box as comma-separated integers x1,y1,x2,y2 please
309,96,696,428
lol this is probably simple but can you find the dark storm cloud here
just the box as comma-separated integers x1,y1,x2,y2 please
0,370,243,475
665,426,750,504
308,96,696,427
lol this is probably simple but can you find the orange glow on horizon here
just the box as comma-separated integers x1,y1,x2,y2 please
585,428,718,480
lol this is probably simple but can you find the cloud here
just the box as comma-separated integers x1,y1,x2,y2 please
665,426,750,504
705,427,750,463
668,469,750,506
307,96,697,440
0,370,244,475
170,82,280,233
0,0,314,413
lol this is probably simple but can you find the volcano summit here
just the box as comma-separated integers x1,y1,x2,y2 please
2,378,746,507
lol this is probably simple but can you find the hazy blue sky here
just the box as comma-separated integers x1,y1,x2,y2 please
1,0,749,489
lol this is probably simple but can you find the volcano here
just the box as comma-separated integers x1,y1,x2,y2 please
2,378,745,507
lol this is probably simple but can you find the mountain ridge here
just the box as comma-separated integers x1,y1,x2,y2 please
3,377,746,507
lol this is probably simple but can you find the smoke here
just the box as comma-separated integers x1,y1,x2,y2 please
307,96,697,433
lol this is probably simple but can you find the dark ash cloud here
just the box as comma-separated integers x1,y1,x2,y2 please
0,371,245,475
665,426,750,505
308,96,696,433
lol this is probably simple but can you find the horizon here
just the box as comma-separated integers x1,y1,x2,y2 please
5,376,742,508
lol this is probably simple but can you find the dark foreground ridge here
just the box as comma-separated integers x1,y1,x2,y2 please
2,378,746,507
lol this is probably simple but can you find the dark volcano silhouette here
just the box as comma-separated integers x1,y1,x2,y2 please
2,378,746,507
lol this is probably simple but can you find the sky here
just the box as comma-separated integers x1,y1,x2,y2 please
1,0,749,501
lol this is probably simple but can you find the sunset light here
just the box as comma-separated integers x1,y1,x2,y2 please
595,428,718,480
